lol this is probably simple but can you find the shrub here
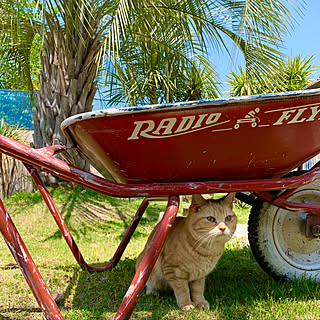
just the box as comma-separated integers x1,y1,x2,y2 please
0,119,28,198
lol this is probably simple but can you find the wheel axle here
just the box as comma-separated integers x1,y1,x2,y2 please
306,214,320,238
312,225,320,237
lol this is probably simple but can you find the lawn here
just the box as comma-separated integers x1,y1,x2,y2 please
0,185,320,320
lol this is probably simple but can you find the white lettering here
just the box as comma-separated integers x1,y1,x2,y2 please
192,114,208,129
153,118,177,135
128,112,225,140
287,107,307,124
306,106,320,122
176,116,195,133
128,120,155,140
273,110,295,126
206,113,221,125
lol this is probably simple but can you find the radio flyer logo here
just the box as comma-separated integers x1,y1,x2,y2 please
128,103,320,140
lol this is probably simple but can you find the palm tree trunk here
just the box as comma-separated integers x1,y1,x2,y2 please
32,12,101,183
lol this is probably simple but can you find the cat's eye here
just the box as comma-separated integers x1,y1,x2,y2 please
206,216,216,223
225,215,233,222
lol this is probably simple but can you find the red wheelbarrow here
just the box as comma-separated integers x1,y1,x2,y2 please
1,88,320,319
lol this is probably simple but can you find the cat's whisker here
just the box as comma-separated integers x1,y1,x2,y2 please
208,234,216,249
193,231,209,246
194,231,213,250
193,235,207,250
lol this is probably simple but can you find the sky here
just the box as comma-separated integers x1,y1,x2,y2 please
211,0,320,94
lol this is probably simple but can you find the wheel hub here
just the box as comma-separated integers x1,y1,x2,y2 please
273,190,320,271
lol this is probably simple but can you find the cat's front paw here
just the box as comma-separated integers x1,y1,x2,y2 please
195,300,210,310
180,303,195,311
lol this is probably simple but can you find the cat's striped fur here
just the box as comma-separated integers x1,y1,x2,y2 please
136,193,237,310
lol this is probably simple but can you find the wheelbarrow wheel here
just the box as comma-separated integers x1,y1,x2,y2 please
248,179,320,282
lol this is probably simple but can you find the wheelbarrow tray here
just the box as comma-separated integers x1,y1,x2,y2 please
62,88,320,184
2,89,320,320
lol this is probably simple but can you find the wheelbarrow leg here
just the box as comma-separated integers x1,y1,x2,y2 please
24,163,150,272
114,195,180,320
0,198,64,320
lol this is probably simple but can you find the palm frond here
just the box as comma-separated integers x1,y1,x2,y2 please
226,54,317,96
0,1,39,91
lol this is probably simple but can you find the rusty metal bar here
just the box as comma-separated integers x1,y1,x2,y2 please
0,198,64,320
1,134,320,197
107,197,150,269
2,134,320,320
256,191,320,214
114,195,180,320
24,163,150,272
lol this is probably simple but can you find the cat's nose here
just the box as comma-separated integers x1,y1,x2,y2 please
218,223,226,232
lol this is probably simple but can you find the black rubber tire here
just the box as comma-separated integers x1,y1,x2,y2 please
248,179,320,282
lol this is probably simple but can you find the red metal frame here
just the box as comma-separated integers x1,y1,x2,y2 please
1,135,320,196
114,196,180,320
1,133,320,320
0,198,64,320
24,162,151,272
256,190,320,214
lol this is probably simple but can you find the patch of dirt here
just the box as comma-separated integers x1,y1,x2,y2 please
233,224,248,241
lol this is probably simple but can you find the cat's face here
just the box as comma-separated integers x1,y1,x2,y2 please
187,194,237,247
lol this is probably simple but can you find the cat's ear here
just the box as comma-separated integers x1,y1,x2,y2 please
220,193,235,209
190,194,207,212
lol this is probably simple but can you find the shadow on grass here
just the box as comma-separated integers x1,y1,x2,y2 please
41,187,164,244
0,308,43,319
57,257,177,320
2,243,320,320
49,243,320,320
6,183,170,252
4,184,319,319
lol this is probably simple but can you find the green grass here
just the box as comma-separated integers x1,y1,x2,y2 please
0,186,319,320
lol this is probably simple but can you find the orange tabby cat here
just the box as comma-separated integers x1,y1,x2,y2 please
136,193,237,310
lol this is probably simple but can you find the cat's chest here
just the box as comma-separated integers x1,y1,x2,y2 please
186,252,221,280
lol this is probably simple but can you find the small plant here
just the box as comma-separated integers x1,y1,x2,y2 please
0,118,27,198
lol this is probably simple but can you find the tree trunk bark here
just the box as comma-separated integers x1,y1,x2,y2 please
32,11,101,184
